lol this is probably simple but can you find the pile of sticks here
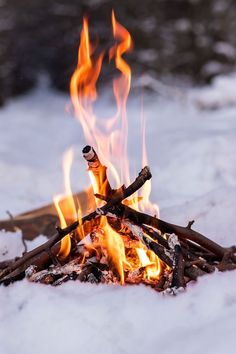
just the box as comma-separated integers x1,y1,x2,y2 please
0,146,236,294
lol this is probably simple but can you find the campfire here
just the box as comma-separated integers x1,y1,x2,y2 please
0,12,236,295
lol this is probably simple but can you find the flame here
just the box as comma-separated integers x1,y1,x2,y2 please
53,148,77,258
53,11,165,283
70,11,132,188
100,216,130,284
109,10,133,185
70,17,104,146
53,194,71,258
136,248,162,280
139,92,159,216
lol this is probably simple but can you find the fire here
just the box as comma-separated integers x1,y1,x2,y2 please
100,216,131,285
54,11,165,284
70,10,132,188
139,94,159,216
53,148,77,258
136,248,162,280
70,17,104,145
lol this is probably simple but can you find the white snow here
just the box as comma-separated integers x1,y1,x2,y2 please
214,42,236,59
192,73,236,110
0,75,236,354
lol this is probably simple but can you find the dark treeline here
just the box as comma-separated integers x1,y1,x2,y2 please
0,0,236,105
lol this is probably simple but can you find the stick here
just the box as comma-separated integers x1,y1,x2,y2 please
168,234,185,289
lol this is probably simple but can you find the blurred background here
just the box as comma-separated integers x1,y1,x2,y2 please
0,0,236,106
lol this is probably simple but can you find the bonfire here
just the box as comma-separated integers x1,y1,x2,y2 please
0,11,235,295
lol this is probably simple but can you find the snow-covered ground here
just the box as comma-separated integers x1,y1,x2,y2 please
0,76,236,354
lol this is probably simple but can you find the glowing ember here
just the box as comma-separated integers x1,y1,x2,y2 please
53,11,167,285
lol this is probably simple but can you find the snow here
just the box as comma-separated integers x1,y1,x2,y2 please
192,73,236,110
1,75,236,354
214,42,236,60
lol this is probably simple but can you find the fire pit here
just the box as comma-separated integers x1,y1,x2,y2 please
0,12,236,295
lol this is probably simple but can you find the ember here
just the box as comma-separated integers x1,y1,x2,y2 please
0,11,236,295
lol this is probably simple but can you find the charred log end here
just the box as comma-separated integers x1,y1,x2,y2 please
140,166,152,181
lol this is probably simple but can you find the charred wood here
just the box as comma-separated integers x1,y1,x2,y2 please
168,234,185,290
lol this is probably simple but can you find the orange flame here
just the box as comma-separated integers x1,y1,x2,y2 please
54,11,164,282
53,148,77,258
139,92,159,216
100,216,131,284
109,10,133,185
136,248,162,280
70,17,104,146
54,195,71,258
70,11,133,188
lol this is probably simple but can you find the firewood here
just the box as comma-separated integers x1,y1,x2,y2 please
0,167,152,285
141,225,214,274
1,243,61,285
95,194,235,264
104,200,236,273
1,145,236,291
113,204,227,258
122,220,204,281
168,234,185,290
